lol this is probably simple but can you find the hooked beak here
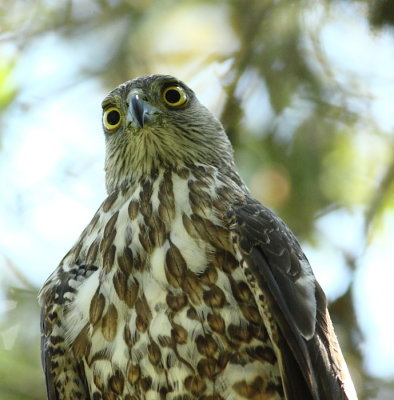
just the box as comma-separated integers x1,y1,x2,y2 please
127,93,160,129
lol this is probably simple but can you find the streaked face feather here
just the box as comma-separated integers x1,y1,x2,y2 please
102,74,235,192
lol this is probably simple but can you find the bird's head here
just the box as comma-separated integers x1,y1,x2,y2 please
101,74,235,192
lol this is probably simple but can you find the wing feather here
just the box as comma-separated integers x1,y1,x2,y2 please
40,280,90,400
229,197,357,400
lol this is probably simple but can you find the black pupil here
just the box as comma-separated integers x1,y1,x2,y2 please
107,110,120,125
165,89,181,104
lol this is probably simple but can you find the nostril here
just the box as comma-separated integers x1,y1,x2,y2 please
129,92,147,103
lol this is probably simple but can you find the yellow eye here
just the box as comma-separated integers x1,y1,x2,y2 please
103,107,121,130
162,86,187,107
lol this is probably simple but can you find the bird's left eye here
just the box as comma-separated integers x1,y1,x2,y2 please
103,107,121,130
162,86,187,107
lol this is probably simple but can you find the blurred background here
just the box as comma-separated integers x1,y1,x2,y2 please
0,0,394,398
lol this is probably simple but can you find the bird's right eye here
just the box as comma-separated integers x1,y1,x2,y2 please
103,107,121,130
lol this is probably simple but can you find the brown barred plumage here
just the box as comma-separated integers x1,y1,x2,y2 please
39,75,357,400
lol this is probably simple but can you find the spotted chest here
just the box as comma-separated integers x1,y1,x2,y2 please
57,166,284,400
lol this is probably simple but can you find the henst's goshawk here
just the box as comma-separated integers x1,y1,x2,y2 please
39,74,358,400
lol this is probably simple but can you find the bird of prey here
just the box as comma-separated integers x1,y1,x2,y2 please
39,74,357,400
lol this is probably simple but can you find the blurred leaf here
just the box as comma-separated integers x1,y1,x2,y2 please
0,58,17,111
369,0,394,29
0,286,44,400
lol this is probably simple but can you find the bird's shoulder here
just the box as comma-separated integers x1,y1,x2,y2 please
227,196,357,400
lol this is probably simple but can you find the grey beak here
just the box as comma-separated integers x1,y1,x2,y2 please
128,93,159,128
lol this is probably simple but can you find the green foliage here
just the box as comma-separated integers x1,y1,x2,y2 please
0,286,45,400
0,58,17,111
369,0,394,29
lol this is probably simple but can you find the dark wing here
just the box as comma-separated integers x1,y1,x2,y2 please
229,197,357,400
40,276,90,400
